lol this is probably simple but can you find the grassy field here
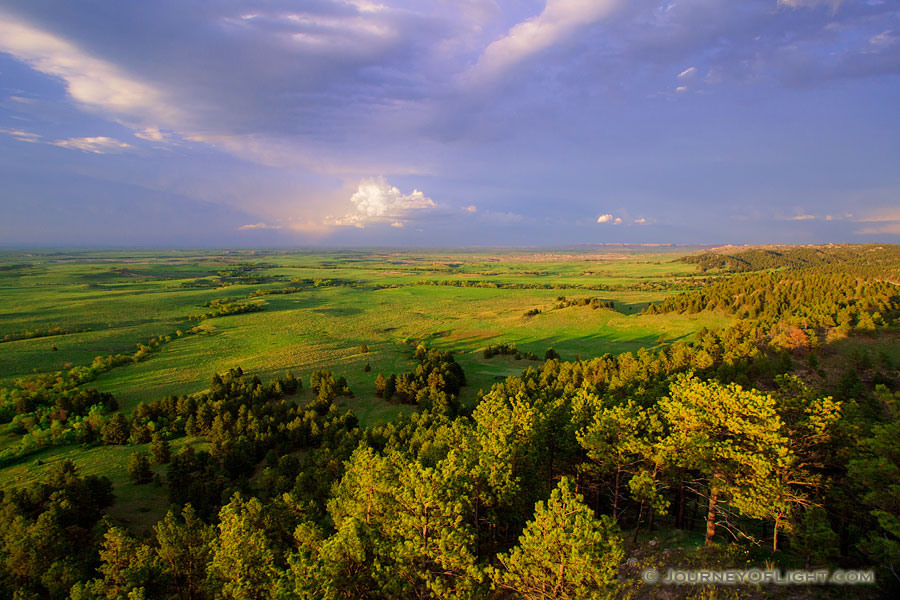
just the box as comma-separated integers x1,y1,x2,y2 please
0,247,728,413
0,247,731,528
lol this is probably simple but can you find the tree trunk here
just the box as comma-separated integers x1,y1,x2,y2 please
677,479,686,529
613,468,621,522
633,502,644,543
773,518,780,554
705,484,719,546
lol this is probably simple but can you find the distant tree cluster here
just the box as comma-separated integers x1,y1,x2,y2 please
412,278,696,292
645,270,899,347
0,328,204,466
679,244,900,274
482,342,539,361
190,299,263,321
375,345,466,415
553,296,615,310
1,326,89,344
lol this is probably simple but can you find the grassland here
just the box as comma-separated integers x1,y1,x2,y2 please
0,247,731,527
0,247,729,412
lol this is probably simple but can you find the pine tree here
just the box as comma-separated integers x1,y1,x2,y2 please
155,504,215,600
101,413,130,445
490,477,624,600
151,434,171,464
207,494,283,599
127,452,154,484
659,375,788,546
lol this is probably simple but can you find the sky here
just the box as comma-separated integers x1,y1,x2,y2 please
0,0,899,247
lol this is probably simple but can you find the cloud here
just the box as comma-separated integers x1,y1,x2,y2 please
479,210,528,225
0,5,442,173
326,177,436,228
465,205,478,213
597,213,614,223
0,15,180,127
52,136,132,154
134,127,171,142
238,222,281,230
790,214,816,220
855,223,900,235
778,0,844,10
853,208,900,223
0,128,41,143
634,217,647,224
678,66,697,80
468,0,622,82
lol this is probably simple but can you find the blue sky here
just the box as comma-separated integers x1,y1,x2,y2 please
1,0,898,246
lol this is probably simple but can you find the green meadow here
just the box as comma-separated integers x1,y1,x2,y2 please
0,247,728,415
0,247,729,526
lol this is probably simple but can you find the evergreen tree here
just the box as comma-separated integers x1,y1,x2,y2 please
658,375,788,545
491,478,624,600
207,494,283,600
155,504,215,600
127,452,154,485
151,434,172,465
101,413,130,445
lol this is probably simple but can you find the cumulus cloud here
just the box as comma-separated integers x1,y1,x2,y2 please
326,177,436,228
597,213,614,223
52,136,132,154
634,217,647,224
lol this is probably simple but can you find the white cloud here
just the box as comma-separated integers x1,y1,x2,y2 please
0,15,181,128
634,217,647,224
778,0,844,9
327,177,436,228
869,30,898,49
790,214,816,220
0,128,41,143
238,222,281,230
675,85,688,93
597,213,614,223
52,136,132,154
678,66,697,79
465,205,478,213
134,127,171,142
613,217,623,224
468,0,622,82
